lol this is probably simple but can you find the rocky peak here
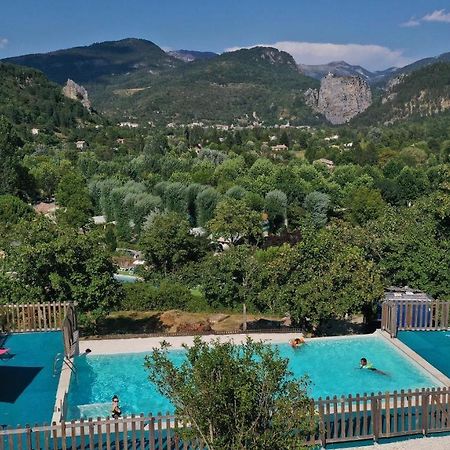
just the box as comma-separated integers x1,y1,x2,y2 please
305,74,372,124
62,79,91,110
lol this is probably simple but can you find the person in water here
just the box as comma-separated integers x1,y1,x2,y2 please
290,337,305,348
111,395,121,419
360,357,387,375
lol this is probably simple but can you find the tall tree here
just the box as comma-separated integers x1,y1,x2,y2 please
0,116,27,196
140,212,207,274
207,198,262,244
56,171,93,228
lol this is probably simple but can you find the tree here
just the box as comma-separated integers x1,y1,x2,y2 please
0,116,27,196
56,171,93,228
0,195,34,226
346,187,387,225
195,187,221,226
207,198,261,244
303,191,330,228
145,338,314,450
3,220,123,330
265,190,287,230
140,212,207,274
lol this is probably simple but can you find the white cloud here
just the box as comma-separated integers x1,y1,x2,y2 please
0,38,8,49
401,9,450,27
423,9,450,23
225,41,413,71
401,18,421,27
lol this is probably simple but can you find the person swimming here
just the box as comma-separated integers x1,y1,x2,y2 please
360,357,387,375
290,337,305,348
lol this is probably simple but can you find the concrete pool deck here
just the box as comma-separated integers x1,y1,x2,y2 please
78,331,376,355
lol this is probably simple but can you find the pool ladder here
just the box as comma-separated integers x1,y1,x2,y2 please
53,353,77,380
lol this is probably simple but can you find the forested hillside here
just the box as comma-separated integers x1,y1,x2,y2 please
4,40,320,125
0,63,97,136
91,47,320,125
355,62,450,125
4,38,180,84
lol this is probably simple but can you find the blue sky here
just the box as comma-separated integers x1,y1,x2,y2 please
1,0,450,70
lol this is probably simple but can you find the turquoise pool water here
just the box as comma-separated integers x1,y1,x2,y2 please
398,331,450,377
67,335,440,419
0,332,63,426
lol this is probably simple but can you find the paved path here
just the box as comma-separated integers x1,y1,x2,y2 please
348,434,450,449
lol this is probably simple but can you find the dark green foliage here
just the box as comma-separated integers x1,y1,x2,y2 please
121,281,196,311
0,219,123,323
195,187,221,226
0,63,93,133
145,337,314,449
56,171,93,228
140,212,207,273
0,195,34,226
0,116,29,197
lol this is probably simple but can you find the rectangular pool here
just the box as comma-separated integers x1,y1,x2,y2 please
0,332,63,426
67,334,441,419
398,330,450,377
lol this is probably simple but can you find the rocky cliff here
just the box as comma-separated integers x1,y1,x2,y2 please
62,79,91,110
305,74,372,124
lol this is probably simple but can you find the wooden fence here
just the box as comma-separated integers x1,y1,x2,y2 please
381,300,450,337
1,388,449,449
0,302,74,332
315,387,450,445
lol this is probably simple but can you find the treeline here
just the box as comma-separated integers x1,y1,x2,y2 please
0,113,449,331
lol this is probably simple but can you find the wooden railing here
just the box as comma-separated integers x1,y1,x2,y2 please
0,302,74,332
316,387,450,445
1,388,449,449
381,300,450,337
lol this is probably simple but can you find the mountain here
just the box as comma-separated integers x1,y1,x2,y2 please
369,52,450,86
298,61,375,82
4,40,320,125
4,38,180,85
0,62,98,136
91,46,320,125
354,62,450,125
168,49,218,62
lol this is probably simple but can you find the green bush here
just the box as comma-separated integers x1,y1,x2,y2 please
122,281,197,311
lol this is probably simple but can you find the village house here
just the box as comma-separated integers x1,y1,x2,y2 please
271,144,288,152
313,158,335,171
33,202,58,220
119,122,139,128
31,128,39,136
76,140,87,150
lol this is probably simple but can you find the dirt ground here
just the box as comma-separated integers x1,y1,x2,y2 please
90,309,288,338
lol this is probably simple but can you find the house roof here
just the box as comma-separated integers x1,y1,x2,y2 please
384,286,433,302
33,202,57,215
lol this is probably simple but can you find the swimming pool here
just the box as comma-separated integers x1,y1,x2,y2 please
67,334,441,420
398,331,450,377
0,332,63,426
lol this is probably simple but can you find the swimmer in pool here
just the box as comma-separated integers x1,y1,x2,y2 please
360,357,387,375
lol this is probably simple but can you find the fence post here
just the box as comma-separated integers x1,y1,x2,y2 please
371,395,380,443
26,425,32,450
318,398,326,448
422,389,429,436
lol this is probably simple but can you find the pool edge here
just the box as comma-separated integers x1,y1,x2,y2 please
377,330,450,387
79,331,377,355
